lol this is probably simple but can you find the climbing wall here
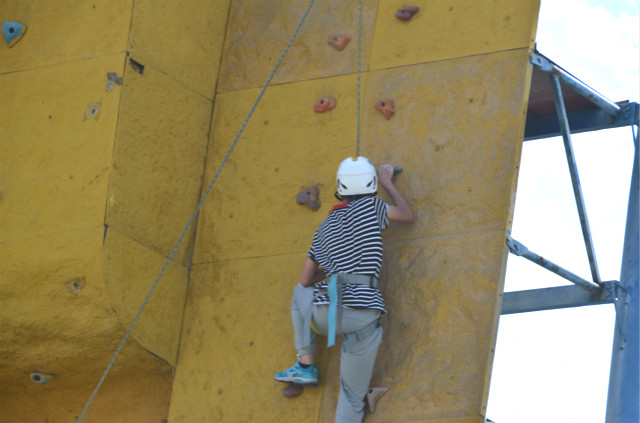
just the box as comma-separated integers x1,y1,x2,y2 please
1,0,539,422
0,1,227,422
170,1,539,423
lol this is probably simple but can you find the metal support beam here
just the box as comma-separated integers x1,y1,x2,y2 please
549,73,602,283
501,282,616,315
524,101,639,141
606,125,639,422
531,52,621,116
506,236,601,294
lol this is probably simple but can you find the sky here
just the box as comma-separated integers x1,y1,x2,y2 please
486,1,639,422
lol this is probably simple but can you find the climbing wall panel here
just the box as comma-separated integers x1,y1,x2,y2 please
0,363,172,423
376,233,508,421
169,255,330,422
370,0,539,70
0,228,173,423
105,61,212,266
0,0,132,74
0,53,123,242
128,0,231,98
217,0,378,92
103,228,189,366
1,0,206,421
317,232,511,423
193,74,362,264
0,228,119,375
361,50,531,241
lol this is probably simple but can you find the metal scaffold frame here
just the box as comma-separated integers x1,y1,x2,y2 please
500,51,639,423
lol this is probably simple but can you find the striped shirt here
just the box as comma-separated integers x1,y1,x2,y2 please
308,196,389,313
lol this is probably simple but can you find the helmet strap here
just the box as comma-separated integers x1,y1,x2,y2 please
334,192,377,202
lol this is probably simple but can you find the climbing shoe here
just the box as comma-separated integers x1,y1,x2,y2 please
274,362,318,386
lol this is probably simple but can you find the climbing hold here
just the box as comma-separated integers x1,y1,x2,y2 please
296,186,321,211
3,21,26,47
375,100,395,120
282,382,303,397
313,97,337,113
83,100,102,121
106,72,123,92
65,277,86,295
129,58,145,75
366,386,388,413
393,166,403,176
30,372,53,384
327,34,351,51
395,6,419,21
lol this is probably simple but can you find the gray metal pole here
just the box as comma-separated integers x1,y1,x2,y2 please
501,282,616,315
549,73,602,284
605,126,639,422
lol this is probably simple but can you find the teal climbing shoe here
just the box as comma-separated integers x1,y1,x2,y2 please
274,362,318,386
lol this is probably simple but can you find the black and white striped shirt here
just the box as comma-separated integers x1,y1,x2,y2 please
308,196,389,313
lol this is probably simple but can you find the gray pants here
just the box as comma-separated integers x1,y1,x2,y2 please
290,283,383,423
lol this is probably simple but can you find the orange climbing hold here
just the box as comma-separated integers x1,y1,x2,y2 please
327,34,352,51
375,100,395,120
395,6,419,21
313,97,337,113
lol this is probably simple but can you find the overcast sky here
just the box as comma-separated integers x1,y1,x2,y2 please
486,0,639,422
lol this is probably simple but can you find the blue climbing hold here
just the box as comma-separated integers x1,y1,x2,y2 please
3,21,26,47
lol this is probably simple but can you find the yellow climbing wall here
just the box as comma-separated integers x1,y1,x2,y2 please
170,1,539,423
1,0,227,422
1,0,539,422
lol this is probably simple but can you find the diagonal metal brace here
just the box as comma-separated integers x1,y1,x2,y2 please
549,72,602,284
506,236,602,294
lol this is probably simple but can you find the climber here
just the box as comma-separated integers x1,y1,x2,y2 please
274,156,414,423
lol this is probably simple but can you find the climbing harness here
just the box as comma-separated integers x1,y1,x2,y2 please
76,1,317,421
327,273,378,347
327,274,339,346
342,318,381,352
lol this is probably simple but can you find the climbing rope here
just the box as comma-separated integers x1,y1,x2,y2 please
356,0,363,157
76,1,317,421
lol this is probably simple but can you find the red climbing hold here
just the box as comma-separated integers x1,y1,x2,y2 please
395,6,419,21
327,34,352,51
375,100,395,120
313,97,337,113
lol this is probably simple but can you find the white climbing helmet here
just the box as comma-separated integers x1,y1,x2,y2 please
336,156,377,196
